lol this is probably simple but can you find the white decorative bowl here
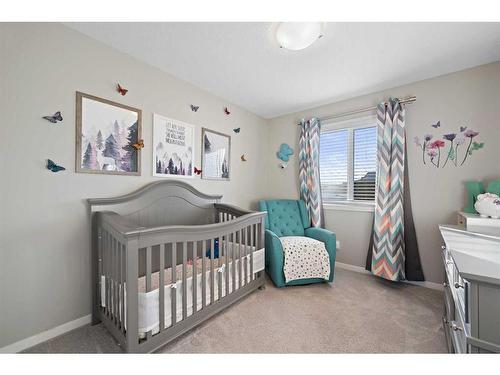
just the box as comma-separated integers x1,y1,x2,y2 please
475,193,500,219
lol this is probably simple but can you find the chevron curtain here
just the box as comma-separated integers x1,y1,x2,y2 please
370,100,407,281
299,118,323,227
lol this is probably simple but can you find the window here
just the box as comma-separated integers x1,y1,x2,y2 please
320,116,377,206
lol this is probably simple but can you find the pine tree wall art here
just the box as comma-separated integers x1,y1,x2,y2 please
153,114,195,178
201,128,231,181
76,92,142,175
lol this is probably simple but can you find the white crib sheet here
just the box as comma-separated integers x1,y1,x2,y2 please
101,247,265,336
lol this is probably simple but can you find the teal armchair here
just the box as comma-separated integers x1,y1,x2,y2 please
258,199,336,287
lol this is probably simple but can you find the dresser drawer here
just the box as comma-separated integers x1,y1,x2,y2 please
442,316,454,353
448,317,467,353
442,246,469,324
443,281,455,322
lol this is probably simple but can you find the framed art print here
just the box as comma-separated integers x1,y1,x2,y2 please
76,92,142,176
201,127,231,181
153,114,195,178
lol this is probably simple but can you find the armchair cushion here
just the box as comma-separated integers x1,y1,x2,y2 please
259,200,310,237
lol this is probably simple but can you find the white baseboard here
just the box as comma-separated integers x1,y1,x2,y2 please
0,314,92,353
335,262,443,291
335,261,370,274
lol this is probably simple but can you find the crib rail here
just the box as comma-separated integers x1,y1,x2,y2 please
94,204,265,353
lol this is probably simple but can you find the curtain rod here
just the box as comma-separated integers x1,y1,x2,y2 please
317,95,416,123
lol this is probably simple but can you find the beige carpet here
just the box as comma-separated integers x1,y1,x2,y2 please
24,267,447,353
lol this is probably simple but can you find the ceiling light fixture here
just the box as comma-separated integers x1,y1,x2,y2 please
275,22,324,51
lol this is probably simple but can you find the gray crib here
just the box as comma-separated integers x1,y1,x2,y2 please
88,180,266,353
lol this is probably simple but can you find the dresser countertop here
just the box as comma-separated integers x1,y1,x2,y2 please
439,225,500,286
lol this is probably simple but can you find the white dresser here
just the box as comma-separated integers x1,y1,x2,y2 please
440,223,500,353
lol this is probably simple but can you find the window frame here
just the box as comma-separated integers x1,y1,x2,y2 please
320,115,377,212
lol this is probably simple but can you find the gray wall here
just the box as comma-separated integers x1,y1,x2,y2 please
265,61,500,284
0,23,269,348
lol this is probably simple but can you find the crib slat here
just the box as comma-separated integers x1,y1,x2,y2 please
146,246,152,339
259,220,264,280
231,231,236,293
238,229,243,288
182,241,187,320
210,238,215,304
192,241,197,313
243,229,248,286
159,244,165,332
105,232,110,316
120,243,125,332
102,231,107,314
113,238,119,323
97,228,103,313
250,224,254,281
109,236,114,318
218,236,223,301
224,234,229,296
113,240,120,328
108,235,112,318
109,234,113,317
201,240,206,308
114,238,119,324
171,242,177,326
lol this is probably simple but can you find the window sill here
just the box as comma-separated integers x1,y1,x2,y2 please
323,202,375,213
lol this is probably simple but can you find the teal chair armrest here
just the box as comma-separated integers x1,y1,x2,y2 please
264,229,287,287
304,227,337,282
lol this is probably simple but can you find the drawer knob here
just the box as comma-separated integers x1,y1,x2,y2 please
441,245,446,250
454,282,464,289
443,282,449,287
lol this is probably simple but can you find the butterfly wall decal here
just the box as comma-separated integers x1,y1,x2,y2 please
233,127,241,133
241,154,247,162
431,121,441,128
460,126,467,132
43,111,63,124
47,159,65,172
117,84,128,96
277,143,294,162
224,107,230,115
194,167,202,175
132,139,144,150
190,105,199,112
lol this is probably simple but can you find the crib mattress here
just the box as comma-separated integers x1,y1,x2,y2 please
101,247,264,336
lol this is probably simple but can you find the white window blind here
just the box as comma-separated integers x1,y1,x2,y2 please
320,120,377,204
319,129,349,201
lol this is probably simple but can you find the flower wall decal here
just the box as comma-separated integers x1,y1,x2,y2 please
415,122,484,168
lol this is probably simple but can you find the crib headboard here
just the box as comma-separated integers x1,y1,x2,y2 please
88,180,223,227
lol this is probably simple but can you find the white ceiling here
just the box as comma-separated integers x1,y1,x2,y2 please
67,22,500,118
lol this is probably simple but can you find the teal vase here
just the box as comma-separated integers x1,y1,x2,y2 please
486,180,500,196
464,181,485,214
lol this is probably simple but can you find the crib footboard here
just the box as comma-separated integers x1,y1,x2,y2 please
93,206,266,353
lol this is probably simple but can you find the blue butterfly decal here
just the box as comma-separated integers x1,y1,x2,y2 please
47,159,65,172
277,143,294,162
460,126,467,132
431,121,441,128
190,105,199,112
233,127,241,133
43,111,63,123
